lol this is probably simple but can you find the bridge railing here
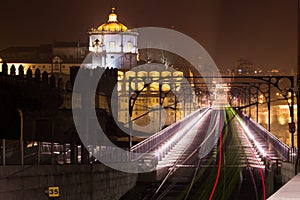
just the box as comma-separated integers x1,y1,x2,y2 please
239,112,291,162
130,108,209,161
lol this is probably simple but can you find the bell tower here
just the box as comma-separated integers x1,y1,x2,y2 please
88,8,138,69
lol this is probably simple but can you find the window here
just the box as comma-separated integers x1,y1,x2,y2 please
54,61,59,70
127,41,132,51
125,112,128,121
109,41,116,51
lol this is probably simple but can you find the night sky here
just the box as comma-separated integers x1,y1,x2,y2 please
0,0,297,71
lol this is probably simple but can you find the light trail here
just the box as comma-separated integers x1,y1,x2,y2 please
230,108,266,200
209,112,223,200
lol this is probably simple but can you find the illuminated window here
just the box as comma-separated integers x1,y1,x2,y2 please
162,71,171,77
109,41,116,51
125,112,128,121
54,61,59,70
118,71,124,80
127,41,132,51
117,83,122,91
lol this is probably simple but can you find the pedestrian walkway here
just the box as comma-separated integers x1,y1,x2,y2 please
268,172,300,199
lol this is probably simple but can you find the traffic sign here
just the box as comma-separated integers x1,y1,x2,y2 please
48,186,60,198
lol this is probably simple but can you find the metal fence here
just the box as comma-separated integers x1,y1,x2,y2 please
239,112,292,162
130,108,210,161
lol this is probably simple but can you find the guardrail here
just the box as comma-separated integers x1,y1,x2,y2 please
239,112,292,162
130,108,210,161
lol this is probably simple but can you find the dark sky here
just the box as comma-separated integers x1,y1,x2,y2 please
0,0,297,71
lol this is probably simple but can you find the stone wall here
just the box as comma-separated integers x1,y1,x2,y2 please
0,163,138,200
281,161,295,184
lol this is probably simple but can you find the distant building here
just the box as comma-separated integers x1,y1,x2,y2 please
0,41,88,75
234,59,262,75
230,59,284,76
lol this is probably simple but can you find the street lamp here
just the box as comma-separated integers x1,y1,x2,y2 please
282,89,295,150
17,109,24,165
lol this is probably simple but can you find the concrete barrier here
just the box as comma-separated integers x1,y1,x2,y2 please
0,163,138,200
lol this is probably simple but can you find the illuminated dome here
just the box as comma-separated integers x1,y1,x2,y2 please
97,8,128,32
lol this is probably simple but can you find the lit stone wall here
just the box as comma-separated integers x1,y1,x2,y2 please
117,69,196,135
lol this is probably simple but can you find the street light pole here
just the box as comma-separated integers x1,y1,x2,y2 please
267,82,271,132
291,90,295,150
128,77,151,149
128,79,133,149
17,109,24,165
283,88,295,151
159,84,163,130
2,139,5,166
